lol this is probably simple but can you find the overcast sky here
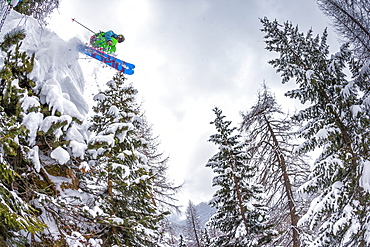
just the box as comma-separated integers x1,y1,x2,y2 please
48,0,339,208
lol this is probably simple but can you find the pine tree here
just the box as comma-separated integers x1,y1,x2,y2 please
0,99,46,246
0,28,46,246
86,72,164,246
317,0,370,62
0,28,92,246
206,107,275,247
261,17,370,246
185,200,202,247
240,84,310,247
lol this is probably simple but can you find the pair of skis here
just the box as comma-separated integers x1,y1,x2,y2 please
77,44,135,75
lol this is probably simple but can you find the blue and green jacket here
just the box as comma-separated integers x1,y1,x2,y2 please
92,30,118,54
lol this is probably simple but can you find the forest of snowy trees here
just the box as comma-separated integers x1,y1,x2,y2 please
178,0,370,246
0,0,369,246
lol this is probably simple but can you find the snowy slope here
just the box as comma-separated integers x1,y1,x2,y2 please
1,10,89,118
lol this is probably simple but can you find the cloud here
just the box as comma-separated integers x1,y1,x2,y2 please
181,131,218,205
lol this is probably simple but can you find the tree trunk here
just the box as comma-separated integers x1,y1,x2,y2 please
264,115,300,247
228,154,249,235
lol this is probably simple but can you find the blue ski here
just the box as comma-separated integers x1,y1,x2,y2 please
77,44,135,75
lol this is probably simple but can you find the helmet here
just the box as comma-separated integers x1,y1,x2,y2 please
117,34,125,43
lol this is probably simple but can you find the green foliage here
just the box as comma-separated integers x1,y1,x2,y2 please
0,168,46,239
207,107,275,247
261,17,370,246
0,29,47,245
86,72,164,246
0,29,35,105
0,34,85,243
0,28,26,52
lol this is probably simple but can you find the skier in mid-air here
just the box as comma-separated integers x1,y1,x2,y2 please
90,30,125,54
72,18,134,74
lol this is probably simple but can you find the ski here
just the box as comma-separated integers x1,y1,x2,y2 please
77,44,135,75
87,45,135,71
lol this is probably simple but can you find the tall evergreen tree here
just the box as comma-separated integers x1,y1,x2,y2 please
0,28,47,246
206,107,274,247
317,0,370,62
240,84,310,247
0,28,93,246
261,17,370,246
86,73,165,246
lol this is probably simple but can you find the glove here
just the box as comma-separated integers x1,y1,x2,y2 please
107,40,113,46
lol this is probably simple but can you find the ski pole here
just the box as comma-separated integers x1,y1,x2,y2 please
0,2,13,33
72,18,95,34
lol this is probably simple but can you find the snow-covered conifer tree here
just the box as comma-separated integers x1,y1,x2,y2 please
0,28,93,246
0,29,46,246
86,72,165,246
206,107,275,247
261,17,370,246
